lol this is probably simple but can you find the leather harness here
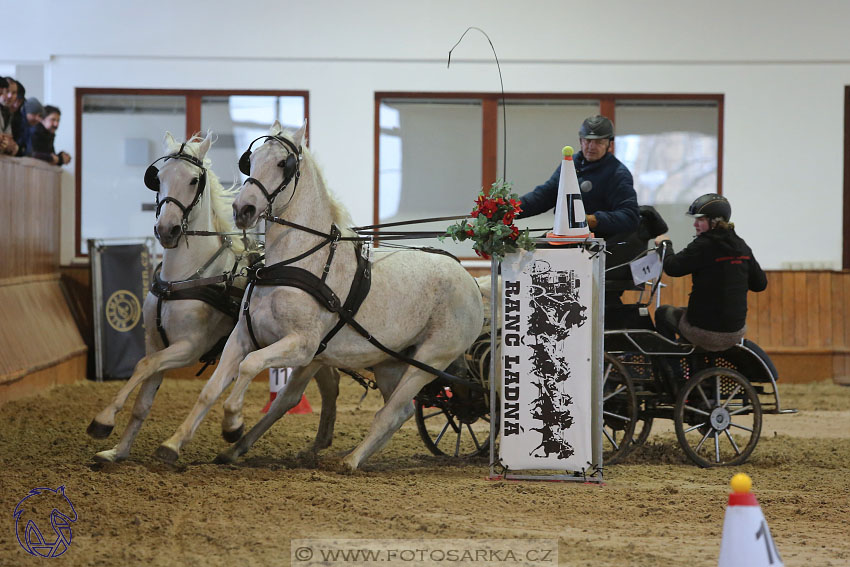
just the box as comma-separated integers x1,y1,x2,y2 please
242,222,481,391
150,261,245,369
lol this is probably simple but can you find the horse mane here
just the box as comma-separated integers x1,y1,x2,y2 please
166,133,246,254
300,145,356,238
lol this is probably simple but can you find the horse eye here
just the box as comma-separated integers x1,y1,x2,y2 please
278,159,287,168
190,177,199,185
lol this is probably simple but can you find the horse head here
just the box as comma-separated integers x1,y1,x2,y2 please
233,120,306,229
150,131,213,248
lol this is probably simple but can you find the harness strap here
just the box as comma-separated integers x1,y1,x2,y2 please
242,221,476,389
315,242,371,354
151,263,245,349
155,295,170,347
245,255,478,391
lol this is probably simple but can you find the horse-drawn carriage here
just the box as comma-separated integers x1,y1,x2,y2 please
412,238,796,468
89,124,792,471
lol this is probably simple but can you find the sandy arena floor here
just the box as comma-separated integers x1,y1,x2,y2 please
1,376,848,566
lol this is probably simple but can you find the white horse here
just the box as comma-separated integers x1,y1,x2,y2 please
154,121,484,470
87,131,340,462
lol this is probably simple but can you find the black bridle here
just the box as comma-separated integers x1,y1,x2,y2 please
145,143,208,239
239,135,302,217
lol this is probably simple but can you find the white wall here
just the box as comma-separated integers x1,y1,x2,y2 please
3,0,850,268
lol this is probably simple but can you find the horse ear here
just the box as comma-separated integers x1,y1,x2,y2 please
163,132,176,151
197,131,213,158
270,120,283,135
292,119,307,147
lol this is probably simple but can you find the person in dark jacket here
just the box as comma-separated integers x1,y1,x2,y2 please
28,105,72,166
14,97,43,155
653,194,767,351
516,115,640,239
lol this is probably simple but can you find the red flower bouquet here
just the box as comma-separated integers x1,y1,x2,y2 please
444,179,535,261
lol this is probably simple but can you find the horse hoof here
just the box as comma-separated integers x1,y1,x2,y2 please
213,451,236,465
86,420,114,439
153,445,179,464
92,450,120,463
221,424,244,443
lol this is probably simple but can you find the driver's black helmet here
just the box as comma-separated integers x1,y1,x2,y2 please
687,193,731,222
578,115,615,140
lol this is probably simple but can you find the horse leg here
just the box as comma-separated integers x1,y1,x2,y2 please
371,360,407,402
310,366,340,452
215,362,320,464
93,371,164,463
220,335,317,441
154,333,249,463
344,352,457,470
88,340,198,439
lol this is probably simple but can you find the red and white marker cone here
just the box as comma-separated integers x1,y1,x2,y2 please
262,368,312,414
718,473,783,567
548,145,592,243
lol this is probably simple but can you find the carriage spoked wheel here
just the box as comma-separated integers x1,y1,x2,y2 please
631,406,654,449
602,354,639,465
414,383,496,458
673,367,762,467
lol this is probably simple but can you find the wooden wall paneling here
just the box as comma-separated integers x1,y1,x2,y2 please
841,272,850,376
806,272,821,348
767,271,782,348
747,287,760,343
780,272,795,346
793,272,807,346
817,272,832,348
832,273,847,381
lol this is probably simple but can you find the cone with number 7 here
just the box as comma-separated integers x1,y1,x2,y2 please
718,473,783,567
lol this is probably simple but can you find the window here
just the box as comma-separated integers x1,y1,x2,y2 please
75,89,308,257
375,93,722,259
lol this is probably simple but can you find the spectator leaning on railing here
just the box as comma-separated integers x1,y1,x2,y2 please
9,79,27,156
15,97,44,155
0,77,21,156
28,105,71,166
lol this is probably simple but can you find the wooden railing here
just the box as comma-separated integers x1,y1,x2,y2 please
0,156,87,401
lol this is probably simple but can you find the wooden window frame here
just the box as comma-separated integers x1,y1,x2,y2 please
373,92,724,227
74,88,309,259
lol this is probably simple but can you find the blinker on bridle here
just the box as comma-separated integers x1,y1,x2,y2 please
145,143,209,238
238,135,302,216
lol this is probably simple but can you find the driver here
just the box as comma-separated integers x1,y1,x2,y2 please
653,194,767,351
516,114,639,238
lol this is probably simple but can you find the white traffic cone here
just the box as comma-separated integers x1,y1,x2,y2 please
718,473,783,567
262,368,312,414
548,145,591,242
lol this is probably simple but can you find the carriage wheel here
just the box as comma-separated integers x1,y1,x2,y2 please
632,412,654,449
674,367,762,467
602,354,639,465
415,386,496,458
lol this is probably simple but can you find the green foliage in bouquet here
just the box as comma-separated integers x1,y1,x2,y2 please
443,179,536,261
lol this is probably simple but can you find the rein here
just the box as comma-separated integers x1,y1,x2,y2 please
244,215,482,392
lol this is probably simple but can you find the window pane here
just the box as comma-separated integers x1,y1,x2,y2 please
81,95,186,254
200,95,307,187
615,101,719,246
497,100,600,233
378,100,482,257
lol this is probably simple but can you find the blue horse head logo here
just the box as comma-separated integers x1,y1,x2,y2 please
13,486,78,558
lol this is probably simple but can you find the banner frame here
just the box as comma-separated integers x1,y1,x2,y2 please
89,237,158,382
488,237,605,483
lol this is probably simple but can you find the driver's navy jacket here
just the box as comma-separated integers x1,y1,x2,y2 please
516,151,639,238
661,228,767,332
